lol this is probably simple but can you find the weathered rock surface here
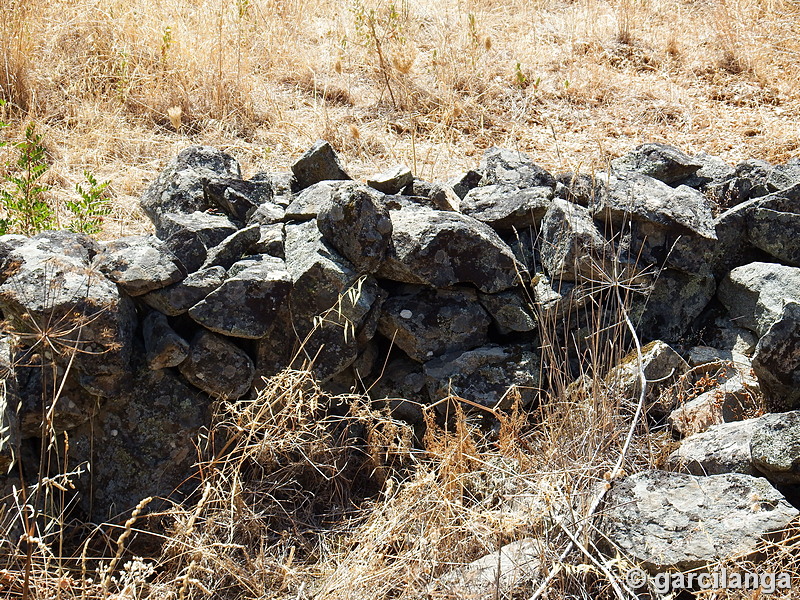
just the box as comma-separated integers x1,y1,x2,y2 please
611,143,703,185
366,165,413,194
142,311,189,370
291,140,351,189
669,373,760,436
156,211,239,272
479,147,555,189
317,182,393,273
746,187,800,266
478,289,537,333
178,330,254,399
601,470,799,571
424,344,540,411
0,232,136,397
140,145,240,228
199,223,261,270
377,287,491,362
595,172,717,239
93,235,185,296
189,257,292,339
461,184,553,230
752,302,800,411
285,180,348,220
540,199,610,282
432,538,541,597
750,411,800,484
141,266,227,316
667,418,759,477
377,206,524,293
203,176,272,222
717,262,800,337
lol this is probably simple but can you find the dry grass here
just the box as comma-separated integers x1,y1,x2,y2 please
1,0,800,234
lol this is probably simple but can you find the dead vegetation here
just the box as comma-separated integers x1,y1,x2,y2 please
2,0,800,235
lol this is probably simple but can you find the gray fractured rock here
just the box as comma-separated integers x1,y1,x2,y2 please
140,266,227,316
448,169,483,199
203,176,272,222
601,470,799,572
367,165,413,194
746,186,800,266
479,147,556,189
250,171,296,207
750,411,800,484
156,211,239,273
140,145,241,229
368,356,428,424
634,268,716,342
178,330,254,399
284,180,349,220
0,232,136,397
424,344,540,411
428,183,460,212
531,272,589,321
377,287,491,362
376,206,524,293
252,223,285,258
93,235,185,296
460,184,553,230
200,223,261,270
69,365,212,520
682,152,736,191
291,140,351,189
687,346,752,372
595,172,717,239
610,142,703,185
284,220,384,380
433,538,541,598
540,198,610,282
667,418,759,477
666,200,753,277
246,201,285,226
606,341,689,411
554,171,602,207
752,302,800,411
717,262,800,337
317,182,393,274
188,257,292,339
142,311,189,370
668,372,761,437
478,289,537,333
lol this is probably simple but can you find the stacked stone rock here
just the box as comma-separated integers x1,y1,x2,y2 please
0,139,798,554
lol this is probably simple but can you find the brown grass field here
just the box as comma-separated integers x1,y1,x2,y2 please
2,0,800,597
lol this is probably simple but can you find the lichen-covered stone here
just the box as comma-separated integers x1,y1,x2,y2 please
610,142,703,185
291,140,351,189
750,410,800,484
178,330,255,399
141,266,227,316
156,211,239,273
667,418,759,477
93,235,185,296
752,302,800,411
461,185,553,230
367,165,413,194
142,311,189,370
540,198,610,282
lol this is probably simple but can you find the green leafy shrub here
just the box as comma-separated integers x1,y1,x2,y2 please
68,171,112,234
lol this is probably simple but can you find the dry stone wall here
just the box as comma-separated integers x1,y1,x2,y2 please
1,140,799,530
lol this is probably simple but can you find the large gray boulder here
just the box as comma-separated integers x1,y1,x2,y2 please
750,411,800,484
539,199,610,282
479,147,555,189
291,140,351,190
93,235,185,296
460,184,553,230
746,186,800,266
377,206,524,293
424,344,540,411
141,266,227,316
156,211,239,273
140,146,241,229
188,257,292,339
317,182,393,274
717,262,800,337
667,418,760,477
601,470,799,571
594,172,717,239
283,220,384,380
610,143,703,185
752,302,800,411
178,330,254,399
377,287,491,362
0,232,136,397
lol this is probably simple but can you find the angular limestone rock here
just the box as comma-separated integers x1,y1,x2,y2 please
750,411,800,484
601,470,799,571
93,235,185,296
366,165,413,194
668,418,759,477
291,140,351,189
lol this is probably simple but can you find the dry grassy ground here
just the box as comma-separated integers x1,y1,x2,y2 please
2,0,800,233
3,0,800,598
